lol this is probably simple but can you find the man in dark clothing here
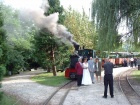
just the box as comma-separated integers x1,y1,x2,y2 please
137,58,140,70
75,57,83,86
103,58,114,98
134,58,137,67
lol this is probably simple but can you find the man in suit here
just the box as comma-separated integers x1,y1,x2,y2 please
75,57,83,86
103,58,114,98
88,57,96,84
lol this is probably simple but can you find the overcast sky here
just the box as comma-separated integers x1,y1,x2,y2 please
2,0,92,16
60,0,92,15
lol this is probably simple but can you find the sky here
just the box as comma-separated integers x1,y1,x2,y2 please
2,0,92,16
1,0,127,34
60,0,92,16
2,0,43,9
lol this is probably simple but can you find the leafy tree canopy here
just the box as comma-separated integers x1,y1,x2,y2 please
64,7,97,49
0,3,6,102
1,4,37,74
46,0,64,23
92,0,140,52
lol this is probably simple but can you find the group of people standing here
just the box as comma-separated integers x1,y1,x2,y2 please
75,57,114,98
123,57,139,68
129,57,137,68
75,57,102,86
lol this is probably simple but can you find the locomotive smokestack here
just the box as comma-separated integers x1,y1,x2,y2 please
73,42,80,51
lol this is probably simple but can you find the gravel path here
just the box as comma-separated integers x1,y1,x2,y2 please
1,69,57,105
63,67,132,105
1,67,140,105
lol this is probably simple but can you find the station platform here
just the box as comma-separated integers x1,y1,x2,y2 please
64,67,132,105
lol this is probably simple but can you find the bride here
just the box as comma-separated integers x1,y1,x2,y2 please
82,57,92,85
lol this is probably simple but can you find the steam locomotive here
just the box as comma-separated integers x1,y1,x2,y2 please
65,44,96,79
64,44,138,79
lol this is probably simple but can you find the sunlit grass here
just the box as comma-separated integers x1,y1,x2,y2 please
0,93,20,105
131,70,140,82
31,72,70,87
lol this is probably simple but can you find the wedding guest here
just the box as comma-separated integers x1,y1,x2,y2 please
95,58,102,82
75,57,83,86
88,57,96,84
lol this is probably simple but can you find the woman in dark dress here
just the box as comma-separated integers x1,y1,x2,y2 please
95,58,102,82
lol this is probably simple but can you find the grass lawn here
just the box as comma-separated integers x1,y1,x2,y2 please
131,70,140,82
31,72,71,87
0,93,19,105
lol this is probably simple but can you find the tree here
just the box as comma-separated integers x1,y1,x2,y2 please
1,4,37,74
33,30,71,71
46,0,65,24
64,8,97,49
92,0,140,52
0,3,6,102
34,0,69,76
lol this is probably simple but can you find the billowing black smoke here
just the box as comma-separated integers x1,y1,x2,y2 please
19,0,79,46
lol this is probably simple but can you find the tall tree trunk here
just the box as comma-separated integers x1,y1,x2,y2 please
51,48,57,76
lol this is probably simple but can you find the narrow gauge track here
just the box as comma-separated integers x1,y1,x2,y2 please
43,80,77,105
11,81,76,105
119,69,140,105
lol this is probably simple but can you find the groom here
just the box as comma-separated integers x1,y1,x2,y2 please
75,57,83,86
88,57,96,84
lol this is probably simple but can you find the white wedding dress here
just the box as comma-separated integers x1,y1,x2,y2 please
82,62,92,85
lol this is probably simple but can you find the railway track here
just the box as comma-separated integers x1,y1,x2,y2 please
43,80,77,105
119,69,140,105
12,81,77,105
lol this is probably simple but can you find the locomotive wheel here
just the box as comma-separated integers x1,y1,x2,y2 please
69,73,76,79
